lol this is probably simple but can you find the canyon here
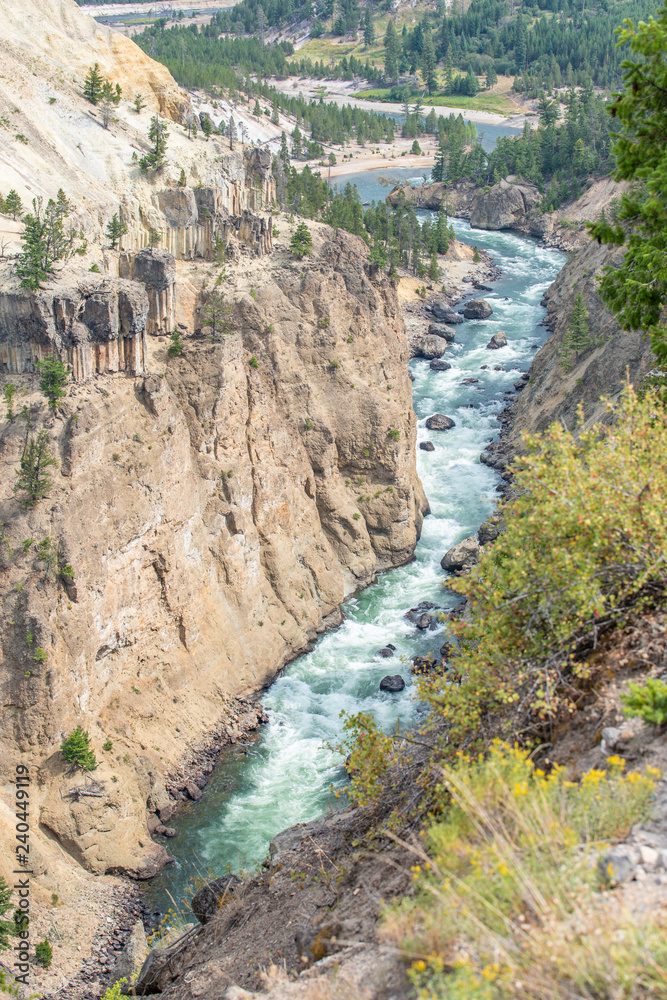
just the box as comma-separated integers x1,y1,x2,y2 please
0,1,427,992
0,2,659,999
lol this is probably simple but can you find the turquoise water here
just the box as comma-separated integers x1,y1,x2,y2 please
143,196,565,918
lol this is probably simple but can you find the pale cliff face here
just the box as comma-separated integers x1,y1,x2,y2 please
0,221,426,877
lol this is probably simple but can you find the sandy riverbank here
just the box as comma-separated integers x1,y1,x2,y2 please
271,77,533,127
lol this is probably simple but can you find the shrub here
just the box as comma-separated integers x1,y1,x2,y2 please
388,428,400,441
249,355,259,369
385,743,661,1000
35,939,52,967
60,726,97,771
167,331,183,357
422,387,667,749
36,354,68,411
622,677,667,727
103,739,113,751
290,221,313,259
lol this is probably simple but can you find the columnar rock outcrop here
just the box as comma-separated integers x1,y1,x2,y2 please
0,276,149,378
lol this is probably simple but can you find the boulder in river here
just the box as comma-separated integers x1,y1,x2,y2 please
440,639,459,661
441,536,481,571
377,647,394,657
429,358,452,372
413,335,447,359
426,414,455,431
415,613,433,630
431,300,464,324
380,674,406,693
191,874,242,925
419,441,435,452
478,516,502,545
183,780,202,801
428,323,456,341
487,331,507,350
463,298,493,320
412,654,437,675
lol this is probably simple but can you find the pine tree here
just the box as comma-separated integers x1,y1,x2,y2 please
291,124,303,159
83,63,104,105
16,192,73,291
4,189,22,220
139,115,168,171
384,21,399,83
253,99,261,117
363,7,374,48
167,330,183,356
422,29,438,94
290,221,313,258
100,81,116,129
203,273,231,337
36,354,68,411
436,205,450,253
271,100,279,125
4,383,16,423
105,213,128,250
279,130,290,167
60,726,97,771
200,113,213,139
14,431,57,507
133,93,147,113
560,292,591,369
227,114,235,150
428,252,440,281
432,141,446,183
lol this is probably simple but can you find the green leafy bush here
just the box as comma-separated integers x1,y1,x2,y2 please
60,726,97,771
423,387,667,749
622,678,667,727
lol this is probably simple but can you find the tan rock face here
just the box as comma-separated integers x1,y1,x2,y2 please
0,225,426,874
507,240,655,451
0,0,188,121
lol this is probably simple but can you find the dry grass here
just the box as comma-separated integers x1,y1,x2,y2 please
381,743,667,1000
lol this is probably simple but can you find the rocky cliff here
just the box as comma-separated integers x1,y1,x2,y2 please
387,174,627,252
506,239,655,451
0,0,275,259
0,220,426,886
0,4,427,989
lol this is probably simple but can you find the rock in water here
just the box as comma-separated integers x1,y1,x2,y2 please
419,441,435,452
426,414,456,431
463,299,493,320
478,517,501,545
441,536,481,571
428,323,456,341
191,874,242,925
412,654,437,674
184,780,202,801
377,647,394,658
415,613,432,630
486,331,507,350
431,301,464,324
413,335,447,359
429,358,452,372
379,674,406,693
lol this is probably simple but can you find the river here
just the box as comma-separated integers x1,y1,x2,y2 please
143,171,565,921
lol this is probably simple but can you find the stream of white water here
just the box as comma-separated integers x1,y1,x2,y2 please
143,171,565,918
